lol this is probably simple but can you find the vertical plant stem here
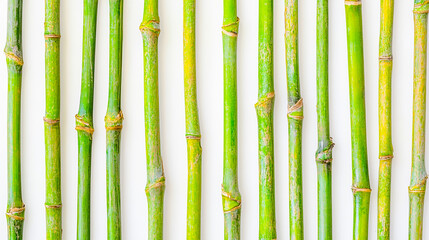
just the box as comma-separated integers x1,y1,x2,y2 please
140,0,165,239
345,1,371,239
255,0,276,239
75,0,98,239
409,1,428,239
377,0,394,239
184,0,202,239
316,0,333,239
106,0,123,239
222,0,241,239
5,0,25,239
285,0,304,239
44,0,62,239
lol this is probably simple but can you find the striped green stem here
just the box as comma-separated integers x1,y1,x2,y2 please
409,1,428,239
44,0,62,238
377,0,394,239
5,0,25,238
256,0,276,239
345,1,371,239
184,0,202,239
285,0,304,239
222,0,241,239
106,0,123,239
316,0,333,239
140,0,165,239
75,0,98,239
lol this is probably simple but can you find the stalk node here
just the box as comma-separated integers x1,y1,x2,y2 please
222,17,239,37
44,34,61,39
43,116,60,125
414,1,429,14
145,175,165,194
6,205,25,221
221,185,241,213
75,114,94,136
45,204,62,209
255,92,275,115
315,139,334,164
379,155,393,161
105,111,123,131
140,20,160,36
287,98,303,121
409,176,428,193
185,134,201,140
4,51,23,66
344,0,361,6
351,186,371,195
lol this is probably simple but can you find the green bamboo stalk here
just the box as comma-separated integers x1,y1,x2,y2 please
222,0,241,239
75,0,98,239
105,0,123,239
44,0,62,239
377,0,394,239
5,0,25,239
285,0,304,239
140,0,165,239
316,0,333,238
255,0,276,239
183,0,202,239
409,1,428,239
345,1,371,239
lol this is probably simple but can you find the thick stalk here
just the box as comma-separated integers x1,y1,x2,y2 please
255,0,276,239
409,1,428,239
140,1,165,239
44,0,62,239
285,0,304,239
316,0,333,239
377,0,394,239
183,0,202,239
345,1,371,239
75,0,98,239
105,0,123,239
5,0,25,239
222,0,241,239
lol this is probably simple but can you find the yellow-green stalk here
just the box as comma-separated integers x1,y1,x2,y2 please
5,0,25,238
140,0,165,239
44,0,62,238
222,0,241,239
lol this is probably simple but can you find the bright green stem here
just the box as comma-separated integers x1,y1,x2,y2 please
285,0,304,239
76,0,98,239
345,1,371,239
222,0,241,239
316,0,333,239
45,0,62,239
184,0,202,239
5,0,25,239
255,0,276,239
140,1,165,239
106,0,123,239
377,0,394,239
409,1,428,239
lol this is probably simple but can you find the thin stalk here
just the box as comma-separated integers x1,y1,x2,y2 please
316,0,333,239
105,0,123,239
345,1,371,239
285,0,304,238
222,0,241,239
183,0,202,239
140,0,165,239
5,0,25,238
75,0,98,238
409,1,428,239
377,0,394,239
255,0,276,239
44,0,62,239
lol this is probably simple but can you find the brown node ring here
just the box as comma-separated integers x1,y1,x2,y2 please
45,204,62,209
351,186,371,194
287,98,304,121
44,116,60,125
105,111,124,131
145,176,165,193
6,205,25,221
379,55,393,62
186,134,201,140
75,114,94,135
379,155,393,161
139,20,161,36
344,0,361,6
221,185,242,213
408,176,428,193
222,17,240,37
44,34,61,39
4,51,24,66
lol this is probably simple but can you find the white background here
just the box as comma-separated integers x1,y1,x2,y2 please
0,0,422,239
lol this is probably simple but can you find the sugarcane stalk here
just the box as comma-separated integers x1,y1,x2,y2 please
5,0,25,238
316,0,333,239
105,0,123,239
344,1,371,239
255,0,276,239
222,0,241,239
377,0,394,239
183,0,202,239
75,0,98,238
44,0,62,238
285,0,304,239
140,0,165,239
409,1,428,239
